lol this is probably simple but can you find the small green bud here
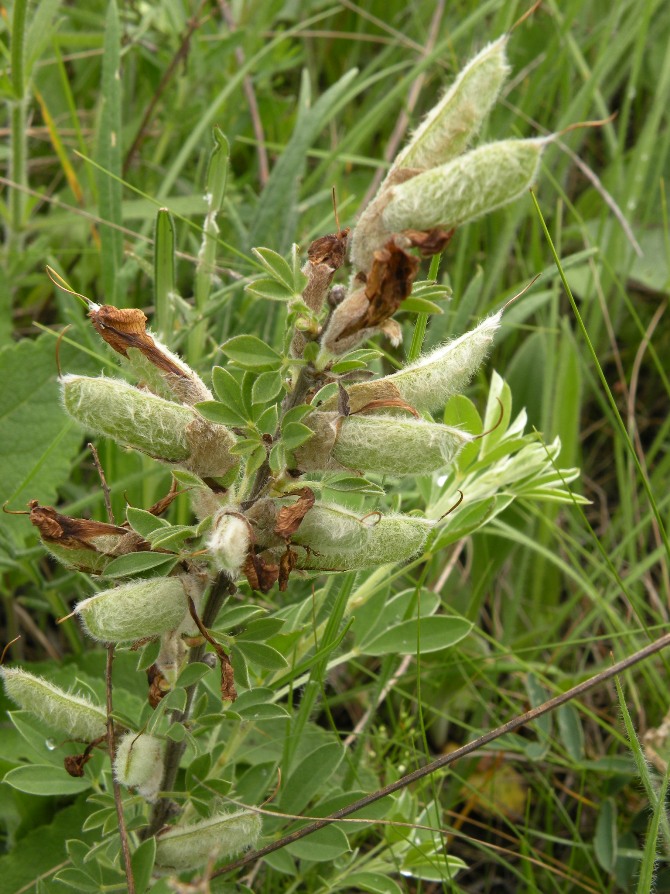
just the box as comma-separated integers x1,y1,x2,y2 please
320,312,501,415
61,374,238,479
208,510,250,577
0,667,107,741
75,577,188,643
392,37,510,172
384,138,546,235
155,810,262,872
113,731,165,802
295,412,471,476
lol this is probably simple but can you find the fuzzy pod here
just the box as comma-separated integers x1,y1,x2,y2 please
291,502,373,554
267,512,434,572
155,630,187,686
124,344,213,406
320,312,501,415
392,37,510,172
75,577,189,643
61,374,238,479
294,412,472,476
0,667,107,741
113,731,165,802
155,810,262,872
208,511,251,577
384,138,546,235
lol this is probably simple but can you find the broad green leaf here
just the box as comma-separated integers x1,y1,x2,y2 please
175,662,213,688
318,474,385,496
216,604,267,629
53,868,100,891
252,247,294,289
257,403,279,435
211,366,247,410
246,276,294,301
102,552,178,577
282,404,314,426
4,764,92,796
285,824,350,862
557,703,585,761
196,400,247,427
281,421,313,450
361,616,472,656
131,837,156,894
400,297,444,314
126,507,169,537
344,873,404,894
220,335,282,370
281,742,344,814
236,641,288,671
594,798,617,873
253,370,283,404
236,617,285,641
0,336,85,543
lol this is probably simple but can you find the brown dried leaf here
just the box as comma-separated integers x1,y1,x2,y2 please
146,479,182,517
243,553,279,594
403,227,455,257
274,487,316,540
220,652,237,702
337,382,351,417
88,305,184,376
337,241,419,341
147,664,170,709
28,501,147,551
308,228,350,269
278,546,298,592
64,753,92,777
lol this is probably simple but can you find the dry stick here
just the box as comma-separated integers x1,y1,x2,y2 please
123,4,208,175
88,442,113,524
106,645,135,894
212,630,670,878
143,571,235,838
218,0,269,185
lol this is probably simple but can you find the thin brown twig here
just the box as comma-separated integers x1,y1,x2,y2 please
218,0,269,186
106,645,135,893
211,630,670,877
88,442,113,524
123,5,208,174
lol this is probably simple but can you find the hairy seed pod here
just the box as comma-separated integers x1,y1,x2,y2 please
61,374,238,479
291,502,373,554
392,37,510,172
155,811,262,871
75,577,189,643
208,510,251,577
320,312,501,415
113,731,165,802
0,667,107,741
294,412,471,476
384,138,546,236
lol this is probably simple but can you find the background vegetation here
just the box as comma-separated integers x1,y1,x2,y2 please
1,0,670,891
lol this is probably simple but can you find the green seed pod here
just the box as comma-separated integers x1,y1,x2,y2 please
292,502,372,554
155,811,262,872
320,312,501,415
269,512,434,572
0,667,107,741
75,577,188,643
155,630,187,687
384,138,546,235
123,344,212,406
294,412,471,476
113,731,165,802
392,37,510,172
208,510,251,577
61,374,238,479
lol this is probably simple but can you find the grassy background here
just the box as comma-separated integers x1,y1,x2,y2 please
1,0,670,891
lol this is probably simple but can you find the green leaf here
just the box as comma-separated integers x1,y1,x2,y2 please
126,507,169,537
281,421,314,450
0,336,85,543
594,798,617,873
154,207,176,340
252,247,294,289
236,640,288,671
197,400,247,427
557,703,585,761
257,404,279,435
53,868,100,891
282,404,314,426
246,276,295,302
220,335,282,371
176,662,213,688
215,604,267,629
317,474,386,496
285,825,349,862
361,616,472,656
102,552,178,578
344,873,404,894
3,764,92,796
281,742,344,814
236,617,285,642
400,296,444,314
131,837,156,894
136,638,161,672
253,371,283,404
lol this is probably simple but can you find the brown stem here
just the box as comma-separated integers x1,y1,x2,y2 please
211,629,670,878
142,571,235,838
106,645,135,894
